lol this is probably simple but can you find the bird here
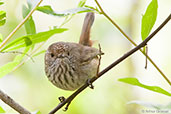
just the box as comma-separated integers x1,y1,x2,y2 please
44,12,103,91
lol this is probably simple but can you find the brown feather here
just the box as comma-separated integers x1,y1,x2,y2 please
79,12,95,47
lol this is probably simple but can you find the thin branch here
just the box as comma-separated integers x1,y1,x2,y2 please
0,51,34,62
0,1,43,113
94,0,171,86
0,89,31,114
0,0,43,50
145,46,148,69
49,13,171,114
96,44,102,77
12,42,45,73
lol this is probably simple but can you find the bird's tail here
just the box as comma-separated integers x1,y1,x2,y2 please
79,12,95,47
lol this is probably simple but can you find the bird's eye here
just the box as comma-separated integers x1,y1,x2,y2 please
50,53,54,57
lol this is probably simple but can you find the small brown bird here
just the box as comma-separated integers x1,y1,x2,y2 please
45,13,103,91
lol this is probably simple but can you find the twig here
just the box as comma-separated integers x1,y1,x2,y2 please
0,89,31,114
145,46,148,69
96,44,102,77
0,51,34,62
0,0,43,50
12,42,45,73
0,1,43,113
94,0,171,86
49,13,171,114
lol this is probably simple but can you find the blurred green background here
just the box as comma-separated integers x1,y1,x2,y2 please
0,0,171,114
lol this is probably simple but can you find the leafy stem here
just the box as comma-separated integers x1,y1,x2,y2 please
49,13,171,114
0,0,43,50
94,0,171,86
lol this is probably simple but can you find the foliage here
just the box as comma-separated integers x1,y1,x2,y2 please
141,0,158,40
22,0,36,35
118,77,171,97
0,1,6,26
0,0,170,113
0,33,2,43
1,28,67,52
36,5,93,17
0,106,5,113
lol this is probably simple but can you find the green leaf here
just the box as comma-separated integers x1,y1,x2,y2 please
36,5,93,17
0,11,6,20
22,3,36,34
118,77,171,97
0,11,6,26
26,0,33,9
0,1,4,5
77,0,87,7
0,33,3,42
141,0,158,40
1,28,68,51
84,5,100,13
0,47,31,78
36,5,56,15
31,111,41,114
0,60,20,78
0,106,5,113
0,19,5,26
36,111,41,114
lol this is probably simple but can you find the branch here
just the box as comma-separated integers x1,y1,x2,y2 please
0,0,43,50
94,0,171,86
0,1,43,113
0,89,31,114
49,14,171,114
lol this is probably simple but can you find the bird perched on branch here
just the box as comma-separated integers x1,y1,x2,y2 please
45,12,103,91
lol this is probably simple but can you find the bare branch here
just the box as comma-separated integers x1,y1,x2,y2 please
49,14,171,114
0,89,31,114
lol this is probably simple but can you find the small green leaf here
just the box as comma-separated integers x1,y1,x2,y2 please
1,36,32,51
1,28,68,51
0,1,4,5
26,0,33,9
118,77,171,97
141,0,158,40
22,4,36,34
0,33,3,42
0,47,31,78
0,106,5,113
36,5,93,17
77,0,87,7
36,5,57,15
31,111,41,114
0,11,6,26
0,60,20,78
0,11,6,20
0,19,5,26
36,111,41,114
84,5,100,13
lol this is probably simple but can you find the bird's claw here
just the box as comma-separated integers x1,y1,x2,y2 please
58,96,65,103
87,78,94,89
